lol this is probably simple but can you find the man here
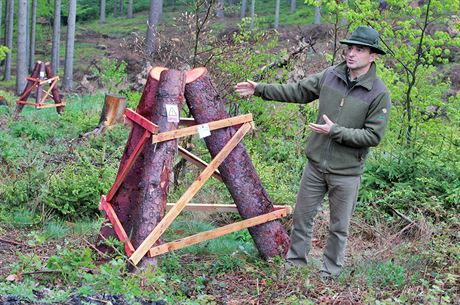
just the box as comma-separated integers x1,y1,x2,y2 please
235,26,391,277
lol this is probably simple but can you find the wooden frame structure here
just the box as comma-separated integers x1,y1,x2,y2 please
99,108,292,266
16,72,65,110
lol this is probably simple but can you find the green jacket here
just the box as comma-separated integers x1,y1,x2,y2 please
254,61,391,175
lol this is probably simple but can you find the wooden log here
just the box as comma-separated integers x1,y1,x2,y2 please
97,67,164,253
14,61,42,117
130,69,186,268
44,62,65,114
184,67,290,259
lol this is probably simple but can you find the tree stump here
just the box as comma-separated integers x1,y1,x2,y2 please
184,67,290,259
84,94,127,136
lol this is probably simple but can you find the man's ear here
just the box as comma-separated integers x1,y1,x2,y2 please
369,52,378,62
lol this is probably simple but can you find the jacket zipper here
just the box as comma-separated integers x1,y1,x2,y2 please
320,87,353,171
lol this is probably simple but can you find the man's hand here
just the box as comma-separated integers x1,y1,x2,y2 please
234,80,258,97
309,114,334,135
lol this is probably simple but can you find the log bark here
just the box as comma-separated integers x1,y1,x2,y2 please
83,94,126,136
14,61,42,117
131,69,186,268
184,68,290,259
97,67,164,253
44,62,65,114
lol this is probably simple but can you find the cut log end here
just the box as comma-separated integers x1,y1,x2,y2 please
186,67,208,84
149,67,168,81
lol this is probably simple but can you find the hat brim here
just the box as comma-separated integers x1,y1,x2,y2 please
340,39,386,55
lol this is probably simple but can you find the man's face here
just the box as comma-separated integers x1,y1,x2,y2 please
345,45,376,75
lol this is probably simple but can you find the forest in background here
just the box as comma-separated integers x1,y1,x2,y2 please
0,0,459,304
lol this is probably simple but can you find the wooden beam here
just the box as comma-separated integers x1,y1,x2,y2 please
36,103,66,109
106,129,151,202
151,114,253,144
166,203,292,213
125,108,159,134
99,196,135,256
178,146,222,181
148,207,291,257
129,122,252,265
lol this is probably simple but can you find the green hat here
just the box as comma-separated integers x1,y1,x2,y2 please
340,26,386,55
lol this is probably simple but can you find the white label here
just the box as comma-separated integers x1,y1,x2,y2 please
165,104,179,123
39,71,45,78
197,123,211,138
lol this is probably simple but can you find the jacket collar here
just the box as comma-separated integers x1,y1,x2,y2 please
333,61,377,91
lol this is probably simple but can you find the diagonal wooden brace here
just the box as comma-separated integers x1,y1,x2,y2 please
129,122,253,265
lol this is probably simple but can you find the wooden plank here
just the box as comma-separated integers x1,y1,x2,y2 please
151,114,253,144
36,102,66,109
129,122,252,265
39,76,59,86
16,100,39,106
125,108,159,134
99,196,135,256
148,208,290,257
165,203,292,213
106,129,151,202
38,78,57,104
178,146,222,181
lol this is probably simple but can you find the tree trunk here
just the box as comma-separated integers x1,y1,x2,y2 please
14,61,41,116
145,0,161,55
127,0,133,18
29,0,37,72
250,0,255,29
44,62,65,114
97,67,163,254
131,69,186,269
113,0,117,17
119,0,123,16
52,0,61,74
240,0,247,19
83,94,127,136
25,0,29,71
216,0,224,17
290,0,296,14
314,6,321,25
99,0,106,23
64,0,76,90
0,0,3,44
184,68,290,259
274,0,280,29
3,0,13,81
16,0,28,95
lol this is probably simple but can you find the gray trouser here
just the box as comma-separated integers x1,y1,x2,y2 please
286,162,361,276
